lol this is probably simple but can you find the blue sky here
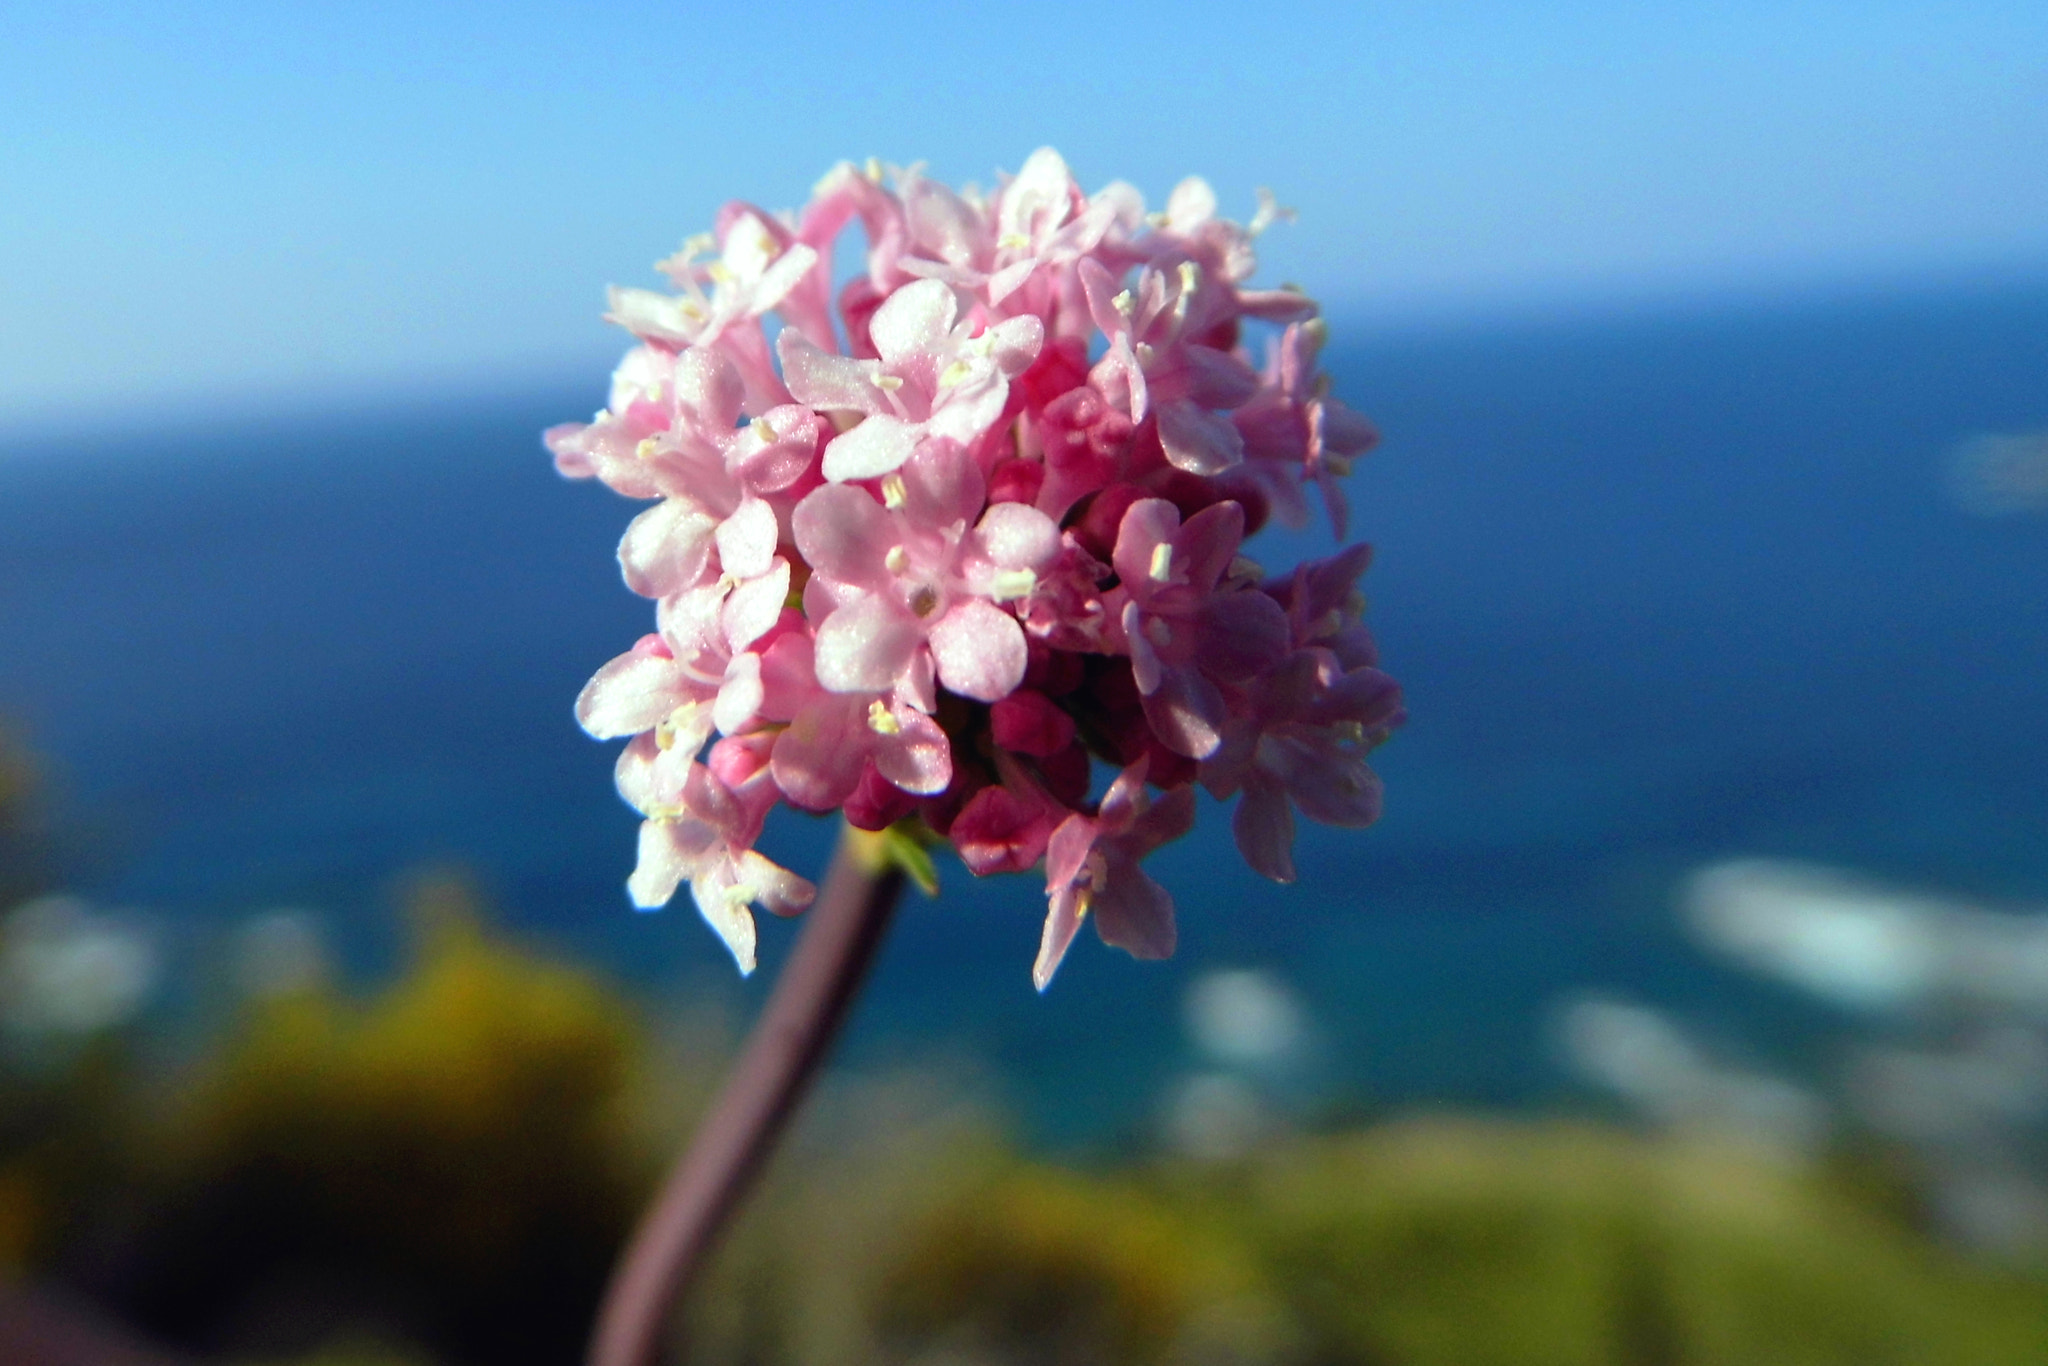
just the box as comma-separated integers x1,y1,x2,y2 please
2,1,2043,430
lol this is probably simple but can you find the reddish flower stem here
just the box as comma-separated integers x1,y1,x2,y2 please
586,826,907,1366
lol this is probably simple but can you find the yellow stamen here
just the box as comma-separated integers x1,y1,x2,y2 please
1148,543,1175,583
867,700,901,735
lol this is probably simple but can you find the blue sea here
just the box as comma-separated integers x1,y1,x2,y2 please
3,282,2045,1144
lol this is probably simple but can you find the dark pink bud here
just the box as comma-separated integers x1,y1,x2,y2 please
1073,483,1148,562
1019,336,1091,408
1039,741,1092,807
951,784,1055,876
987,457,1044,506
844,761,918,832
991,689,1077,759
1147,469,1224,522
1023,641,1087,697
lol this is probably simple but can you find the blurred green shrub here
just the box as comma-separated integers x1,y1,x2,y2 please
2,832,2040,1366
87,873,665,1366
877,1120,2048,1366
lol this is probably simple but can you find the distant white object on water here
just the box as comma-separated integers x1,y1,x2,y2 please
1184,969,1308,1069
1559,994,1826,1155
1685,860,1946,1012
1684,858,2048,1015
1946,430,2048,516
0,894,159,1039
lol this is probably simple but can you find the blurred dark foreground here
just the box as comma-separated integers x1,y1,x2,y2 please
4,733,2047,1366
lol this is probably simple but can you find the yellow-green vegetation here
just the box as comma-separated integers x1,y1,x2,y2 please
875,1121,2048,1366
6,860,2045,1366
72,873,696,1366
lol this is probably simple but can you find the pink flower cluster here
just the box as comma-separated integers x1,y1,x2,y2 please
549,150,1403,989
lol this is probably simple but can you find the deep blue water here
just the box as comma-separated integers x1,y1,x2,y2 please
3,282,2045,1143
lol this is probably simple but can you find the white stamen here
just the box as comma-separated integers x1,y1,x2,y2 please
884,545,910,574
989,568,1037,601
635,437,659,460
881,473,908,510
1134,342,1156,366
1145,616,1173,648
1111,289,1134,319
1148,543,1175,583
874,373,904,391
998,232,1031,250
938,359,973,388
752,415,778,443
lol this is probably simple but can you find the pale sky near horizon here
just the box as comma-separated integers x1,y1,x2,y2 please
3,1,2044,433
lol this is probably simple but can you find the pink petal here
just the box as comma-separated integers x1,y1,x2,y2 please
792,484,893,583
1092,861,1177,961
923,381,1009,448
1126,782,1198,857
776,330,882,412
576,646,694,740
928,599,1027,703
1095,760,1151,833
770,695,870,810
545,422,595,479
1141,667,1226,759
1121,598,1163,695
672,344,746,431
1173,500,1246,593
868,278,958,365
974,501,1060,571
1179,346,1261,409
1195,590,1292,682
734,850,816,917
619,500,718,599
629,818,711,911
814,594,924,694
1232,776,1297,883
823,414,922,482
986,314,1046,376
999,147,1076,245
685,859,759,973
714,654,764,736
1278,738,1385,828
1111,499,1182,594
872,702,953,795
1033,885,1086,992
723,558,791,653
736,406,824,493
900,438,986,527
715,497,779,581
